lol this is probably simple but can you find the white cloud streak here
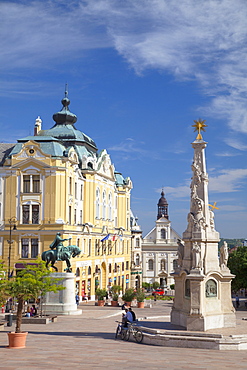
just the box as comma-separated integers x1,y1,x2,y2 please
159,168,247,199
1,0,247,136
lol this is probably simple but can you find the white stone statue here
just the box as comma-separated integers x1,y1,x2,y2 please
192,242,201,269
220,241,229,267
209,209,215,231
177,239,184,267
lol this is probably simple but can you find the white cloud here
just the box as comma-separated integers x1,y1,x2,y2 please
157,168,247,199
224,138,247,151
219,205,246,212
215,151,241,157
164,185,190,199
1,0,247,135
209,168,247,193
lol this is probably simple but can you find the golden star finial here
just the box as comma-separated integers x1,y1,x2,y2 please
192,119,207,140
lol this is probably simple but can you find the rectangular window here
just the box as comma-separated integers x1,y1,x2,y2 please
33,175,40,193
23,175,30,193
88,239,91,256
22,205,30,224
80,184,83,201
23,175,40,193
74,209,77,224
21,238,29,258
69,177,72,195
32,205,39,224
126,261,129,270
80,210,82,224
136,238,140,247
22,205,39,224
69,206,72,224
31,238,38,258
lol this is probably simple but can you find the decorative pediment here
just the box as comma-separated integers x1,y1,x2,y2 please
68,148,79,164
97,150,115,180
14,141,49,161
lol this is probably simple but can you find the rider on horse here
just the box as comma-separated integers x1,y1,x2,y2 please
49,233,71,261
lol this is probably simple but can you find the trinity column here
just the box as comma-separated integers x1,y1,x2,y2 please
171,120,235,331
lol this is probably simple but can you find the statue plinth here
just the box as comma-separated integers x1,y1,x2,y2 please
43,273,82,316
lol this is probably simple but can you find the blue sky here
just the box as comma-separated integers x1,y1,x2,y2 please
1,0,247,238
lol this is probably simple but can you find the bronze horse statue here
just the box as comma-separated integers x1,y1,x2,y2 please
41,245,81,273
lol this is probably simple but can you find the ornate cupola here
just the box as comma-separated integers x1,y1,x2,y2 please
157,190,169,220
52,86,77,125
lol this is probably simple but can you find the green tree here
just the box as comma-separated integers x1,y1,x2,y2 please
1,260,64,333
152,281,160,290
227,246,247,292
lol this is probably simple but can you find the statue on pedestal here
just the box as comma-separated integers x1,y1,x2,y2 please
42,233,81,272
177,239,184,268
191,242,201,269
220,241,229,268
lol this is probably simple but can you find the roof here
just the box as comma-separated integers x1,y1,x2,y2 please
0,143,15,166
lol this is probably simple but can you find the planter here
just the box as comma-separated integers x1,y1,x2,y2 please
111,301,118,307
98,300,105,307
7,332,28,349
137,302,145,308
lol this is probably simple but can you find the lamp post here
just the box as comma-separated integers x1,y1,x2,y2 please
7,217,17,280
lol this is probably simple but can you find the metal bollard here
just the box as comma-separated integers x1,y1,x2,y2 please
7,313,13,327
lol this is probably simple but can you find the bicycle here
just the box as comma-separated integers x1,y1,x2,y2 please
115,321,143,343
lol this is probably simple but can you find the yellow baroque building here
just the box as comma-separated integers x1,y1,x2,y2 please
0,91,133,301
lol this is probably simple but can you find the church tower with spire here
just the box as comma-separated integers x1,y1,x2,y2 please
171,120,235,331
157,190,168,220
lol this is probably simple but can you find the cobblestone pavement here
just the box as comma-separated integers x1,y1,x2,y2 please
1,301,247,370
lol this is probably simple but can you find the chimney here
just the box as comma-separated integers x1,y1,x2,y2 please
34,116,42,136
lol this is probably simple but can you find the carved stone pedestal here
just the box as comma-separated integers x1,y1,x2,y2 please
171,268,235,331
43,273,82,315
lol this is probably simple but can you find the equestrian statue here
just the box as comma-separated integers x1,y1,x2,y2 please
42,232,81,273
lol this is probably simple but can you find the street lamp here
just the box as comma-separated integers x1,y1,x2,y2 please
7,217,17,280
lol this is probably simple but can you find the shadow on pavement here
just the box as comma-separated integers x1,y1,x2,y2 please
29,331,116,340
140,320,183,330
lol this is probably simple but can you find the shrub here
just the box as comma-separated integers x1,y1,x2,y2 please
136,288,146,302
122,288,135,302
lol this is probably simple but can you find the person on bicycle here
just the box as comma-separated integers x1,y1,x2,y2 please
129,307,136,322
122,307,133,327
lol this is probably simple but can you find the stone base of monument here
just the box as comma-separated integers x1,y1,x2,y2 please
138,326,247,350
171,309,236,332
43,273,82,316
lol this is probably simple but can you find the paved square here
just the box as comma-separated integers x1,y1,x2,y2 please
1,301,247,369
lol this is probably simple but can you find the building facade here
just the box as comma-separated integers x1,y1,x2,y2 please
130,211,142,289
142,191,181,289
0,92,133,300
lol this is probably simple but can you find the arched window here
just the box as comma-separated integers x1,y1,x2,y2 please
109,263,112,273
148,259,154,270
102,191,106,220
76,267,80,277
136,254,140,266
88,266,91,275
161,229,166,239
160,259,166,271
96,188,100,219
108,193,112,220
